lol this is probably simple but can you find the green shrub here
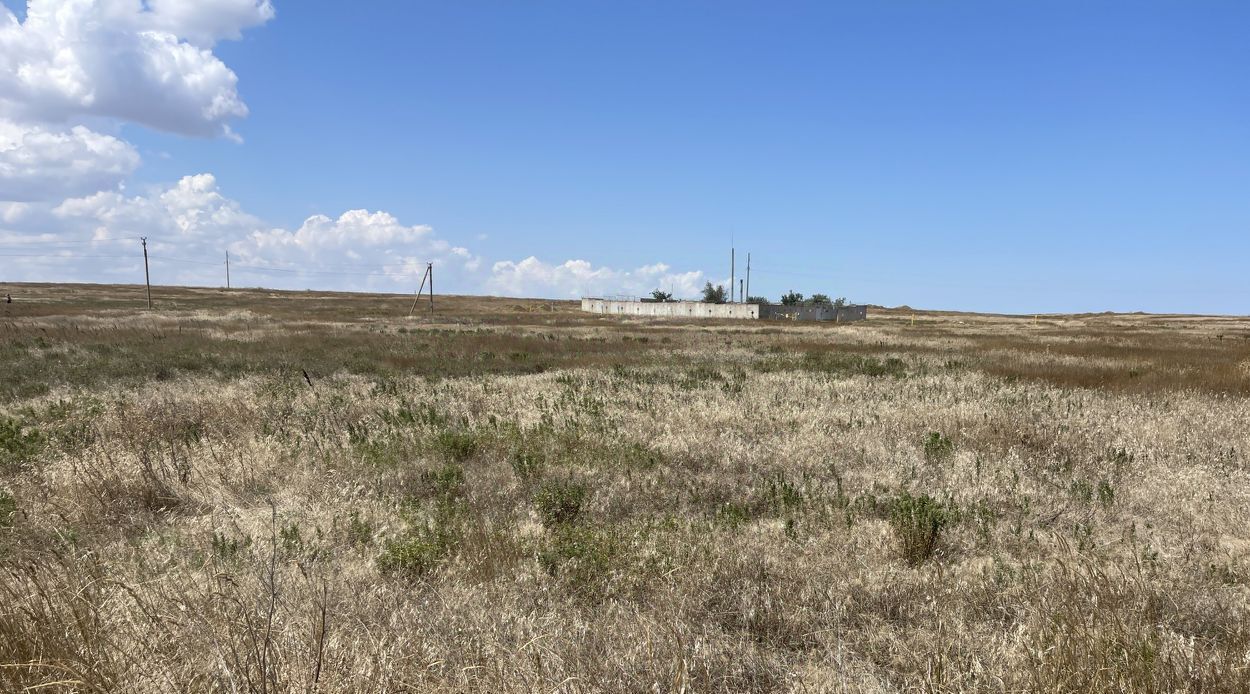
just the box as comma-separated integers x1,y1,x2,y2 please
279,522,303,557
538,525,617,594
890,492,953,565
1070,478,1094,503
534,479,590,529
510,449,545,481
616,442,665,470
923,432,954,463
762,472,803,516
346,511,374,548
796,353,908,378
377,529,455,578
433,429,481,463
423,461,465,499
715,502,753,529
381,481,464,578
211,531,251,565
1097,479,1116,508
0,489,15,528
0,417,44,470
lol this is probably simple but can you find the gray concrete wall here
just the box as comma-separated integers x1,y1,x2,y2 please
758,304,868,322
581,298,760,319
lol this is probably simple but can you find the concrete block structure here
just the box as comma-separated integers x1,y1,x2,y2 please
758,304,868,322
581,298,867,322
581,298,759,319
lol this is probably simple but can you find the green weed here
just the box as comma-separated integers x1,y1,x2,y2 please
534,479,590,529
0,416,44,470
923,432,955,463
890,491,955,565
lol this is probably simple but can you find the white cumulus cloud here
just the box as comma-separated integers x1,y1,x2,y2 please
6,172,487,291
0,118,139,200
487,256,706,299
0,0,272,136
0,0,272,202
232,208,482,285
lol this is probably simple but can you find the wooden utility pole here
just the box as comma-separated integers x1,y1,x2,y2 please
225,251,231,289
141,236,151,309
408,263,435,317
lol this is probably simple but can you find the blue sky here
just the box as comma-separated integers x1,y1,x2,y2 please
1,1,1247,313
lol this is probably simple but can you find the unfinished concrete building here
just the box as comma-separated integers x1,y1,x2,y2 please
581,298,867,322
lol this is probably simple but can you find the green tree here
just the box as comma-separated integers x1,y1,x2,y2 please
780,290,804,306
701,282,727,304
745,295,770,305
650,289,673,302
807,293,832,307
833,297,847,309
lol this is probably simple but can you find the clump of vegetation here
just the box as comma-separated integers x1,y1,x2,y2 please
795,352,908,378
211,531,252,565
510,448,545,481
1070,478,1094,503
890,492,955,565
1097,479,1116,508
422,461,466,499
0,416,44,470
714,501,754,529
762,472,803,516
537,525,619,595
0,489,16,528
534,479,590,528
377,523,457,578
432,429,481,463
345,510,374,548
923,431,955,463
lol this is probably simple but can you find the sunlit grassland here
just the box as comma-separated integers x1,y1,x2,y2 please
3,282,1250,692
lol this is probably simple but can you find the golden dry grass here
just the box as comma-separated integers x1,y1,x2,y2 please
2,282,1249,692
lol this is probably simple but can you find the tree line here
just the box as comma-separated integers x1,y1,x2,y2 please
649,285,847,308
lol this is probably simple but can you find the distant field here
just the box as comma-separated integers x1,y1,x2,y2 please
3,282,1249,692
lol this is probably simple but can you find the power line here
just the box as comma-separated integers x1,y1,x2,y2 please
0,252,138,260
0,236,142,247
2,249,432,278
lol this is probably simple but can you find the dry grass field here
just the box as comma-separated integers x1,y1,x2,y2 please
2,282,1250,692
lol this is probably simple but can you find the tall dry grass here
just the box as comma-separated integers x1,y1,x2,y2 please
2,283,1249,691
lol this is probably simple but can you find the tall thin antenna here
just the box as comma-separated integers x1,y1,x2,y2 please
428,262,434,315
745,253,751,302
225,250,230,289
731,246,735,304
141,236,151,309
